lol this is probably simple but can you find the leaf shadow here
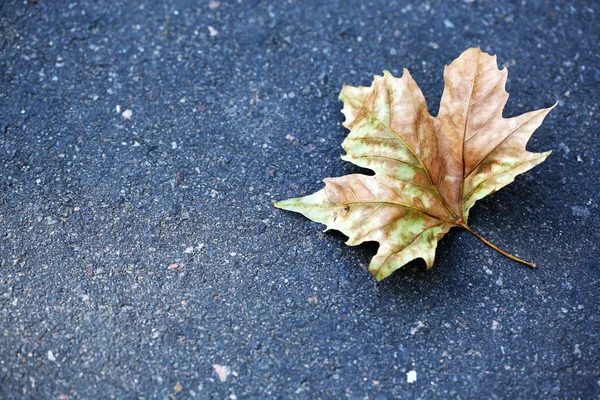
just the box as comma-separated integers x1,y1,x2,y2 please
326,226,476,304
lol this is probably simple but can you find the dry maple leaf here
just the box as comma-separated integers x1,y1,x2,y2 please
276,48,556,280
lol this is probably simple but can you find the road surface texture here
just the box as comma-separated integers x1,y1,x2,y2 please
1,0,599,398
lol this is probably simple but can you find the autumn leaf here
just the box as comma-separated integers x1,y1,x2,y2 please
276,48,556,281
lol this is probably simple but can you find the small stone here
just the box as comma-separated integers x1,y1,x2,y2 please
47,350,56,362
574,344,581,358
444,19,455,28
558,142,570,157
167,263,184,271
410,321,425,335
407,370,417,383
213,364,231,382
174,382,183,393
208,26,219,37
571,206,590,218
583,67,600,86
122,109,132,120
255,223,267,234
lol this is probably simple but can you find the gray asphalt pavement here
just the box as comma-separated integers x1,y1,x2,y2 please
1,0,599,398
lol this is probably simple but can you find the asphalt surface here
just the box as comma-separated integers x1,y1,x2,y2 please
1,0,599,399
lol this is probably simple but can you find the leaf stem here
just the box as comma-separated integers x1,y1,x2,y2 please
459,223,536,268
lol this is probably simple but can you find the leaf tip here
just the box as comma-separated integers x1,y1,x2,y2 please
274,199,294,210
400,67,413,80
